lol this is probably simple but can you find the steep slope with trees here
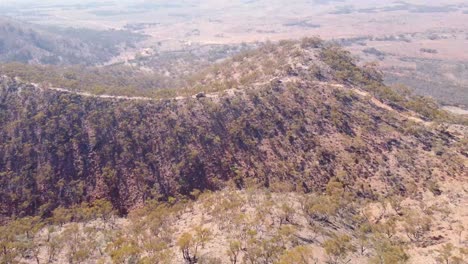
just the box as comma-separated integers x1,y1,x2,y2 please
0,39,466,219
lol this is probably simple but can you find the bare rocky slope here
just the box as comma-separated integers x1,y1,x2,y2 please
0,39,466,218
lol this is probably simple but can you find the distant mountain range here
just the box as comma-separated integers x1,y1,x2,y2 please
0,17,146,65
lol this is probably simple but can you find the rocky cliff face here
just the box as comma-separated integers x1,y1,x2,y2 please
0,40,466,217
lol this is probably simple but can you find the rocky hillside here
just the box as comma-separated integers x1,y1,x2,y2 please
0,38,466,218
1,175,467,263
0,17,145,66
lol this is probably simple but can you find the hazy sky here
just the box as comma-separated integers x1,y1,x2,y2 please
1,0,464,6
0,0,136,6
0,0,114,4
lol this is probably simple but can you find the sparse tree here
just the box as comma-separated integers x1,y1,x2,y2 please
369,235,409,264
356,224,372,256
323,234,355,264
51,206,72,226
278,203,295,225
194,226,212,248
373,217,397,239
177,233,198,264
434,244,468,264
106,235,141,264
435,243,456,264
177,227,212,264
278,245,316,264
454,224,465,244
227,240,242,264
46,233,64,263
402,211,432,242
91,199,115,221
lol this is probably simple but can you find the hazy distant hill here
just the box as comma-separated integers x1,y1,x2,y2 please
0,17,146,65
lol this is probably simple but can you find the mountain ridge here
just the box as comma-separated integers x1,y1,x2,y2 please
0,40,466,218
